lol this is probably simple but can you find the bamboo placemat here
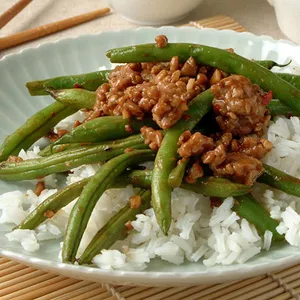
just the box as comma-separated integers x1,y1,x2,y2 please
1,15,299,300
1,256,300,299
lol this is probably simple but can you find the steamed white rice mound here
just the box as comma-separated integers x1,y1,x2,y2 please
1,112,300,270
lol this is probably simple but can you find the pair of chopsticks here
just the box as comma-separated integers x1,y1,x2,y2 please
0,0,110,51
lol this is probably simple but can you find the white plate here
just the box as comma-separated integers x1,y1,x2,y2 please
1,27,300,287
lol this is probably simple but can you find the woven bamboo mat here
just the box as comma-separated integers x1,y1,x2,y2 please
1,15,300,300
1,256,300,299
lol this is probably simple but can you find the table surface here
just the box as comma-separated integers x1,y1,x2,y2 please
0,0,289,58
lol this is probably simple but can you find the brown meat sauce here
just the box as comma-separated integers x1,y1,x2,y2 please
211,75,270,137
95,57,209,129
212,153,263,186
140,126,163,151
177,75,272,185
177,131,214,158
91,37,273,187
155,35,168,48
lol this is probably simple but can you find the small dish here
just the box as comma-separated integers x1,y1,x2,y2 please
267,0,300,44
107,0,204,25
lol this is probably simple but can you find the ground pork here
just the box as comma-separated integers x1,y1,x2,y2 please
185,160,204,183
140,126,163,151
231,136,273,159
95,57,207,129
177,131,214,158
211,75,271,136
211,152,263,185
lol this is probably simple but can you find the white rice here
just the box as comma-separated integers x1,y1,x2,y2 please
2,112,300,270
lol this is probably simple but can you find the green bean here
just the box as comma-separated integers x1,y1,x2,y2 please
0,135,146,180
40,142,105,157
26,70,111,96
0,102,77,162
258,164,300,197
124,169,152,188
125,170,251,197
42,141,138,157
234,194,283,240
151,89,214,234
39,143,90,157
62,149,155,263
168,158,189,188
16,178,90,230
275,72,300,90
107,43,300,112
78,189,151,264
47,89,96,109
181,178,251,197
55,116,156,145
267,99,300,117
25,80,46,96
256,60,291,70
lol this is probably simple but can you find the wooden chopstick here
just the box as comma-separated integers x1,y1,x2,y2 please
0,7,110,51
0,0,33,30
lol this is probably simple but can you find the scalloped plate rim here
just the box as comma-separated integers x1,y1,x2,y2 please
0,246,300,286
1,26,300,62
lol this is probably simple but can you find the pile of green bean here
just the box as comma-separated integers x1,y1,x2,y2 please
1,41,300,265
